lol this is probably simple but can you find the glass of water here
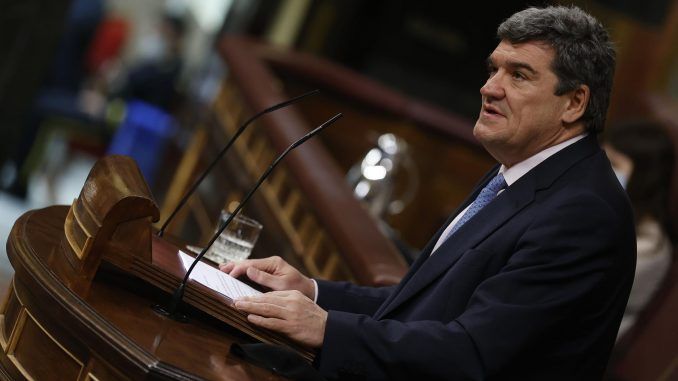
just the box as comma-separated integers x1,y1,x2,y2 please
205,210,262,264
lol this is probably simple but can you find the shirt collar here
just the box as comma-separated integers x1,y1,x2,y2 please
499,134,587,186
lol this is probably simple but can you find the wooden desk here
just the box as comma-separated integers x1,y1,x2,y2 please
1,206,287,380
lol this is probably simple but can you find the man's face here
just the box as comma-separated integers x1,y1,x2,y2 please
474,40,581,166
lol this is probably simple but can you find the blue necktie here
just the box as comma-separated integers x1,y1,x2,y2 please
442,172,507,240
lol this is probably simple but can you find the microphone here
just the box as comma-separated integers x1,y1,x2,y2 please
157,89,320,237
154,112,343,320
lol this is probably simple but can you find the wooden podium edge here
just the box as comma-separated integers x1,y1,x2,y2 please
140,236,315,362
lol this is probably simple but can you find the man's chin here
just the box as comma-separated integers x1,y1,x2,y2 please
473,122,497,142
474,123,508,148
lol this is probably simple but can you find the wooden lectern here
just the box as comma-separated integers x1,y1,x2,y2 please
0,156,292,380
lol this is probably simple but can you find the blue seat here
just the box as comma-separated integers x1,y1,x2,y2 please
107,100,176,188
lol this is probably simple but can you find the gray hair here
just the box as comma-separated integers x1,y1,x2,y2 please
498,6,616,134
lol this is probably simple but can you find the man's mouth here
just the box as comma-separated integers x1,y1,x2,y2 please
482,104,504,117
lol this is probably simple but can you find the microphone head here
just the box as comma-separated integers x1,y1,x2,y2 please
293,113,343,148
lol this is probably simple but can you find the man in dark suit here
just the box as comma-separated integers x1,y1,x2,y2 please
223,5,635,380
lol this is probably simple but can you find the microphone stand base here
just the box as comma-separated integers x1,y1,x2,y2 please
151,304,189,323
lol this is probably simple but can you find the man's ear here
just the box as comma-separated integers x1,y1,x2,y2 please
562,84,590,124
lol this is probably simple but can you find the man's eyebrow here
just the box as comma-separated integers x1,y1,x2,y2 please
506,60,537,74
486,56,538,75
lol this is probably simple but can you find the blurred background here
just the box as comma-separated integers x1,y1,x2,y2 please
0,0,676,378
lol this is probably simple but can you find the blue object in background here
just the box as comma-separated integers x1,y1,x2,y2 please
107,100,176,188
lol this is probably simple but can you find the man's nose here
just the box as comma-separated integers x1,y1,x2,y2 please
480,74,505,99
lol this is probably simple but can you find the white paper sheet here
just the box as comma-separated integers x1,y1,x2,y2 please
178,250,261,299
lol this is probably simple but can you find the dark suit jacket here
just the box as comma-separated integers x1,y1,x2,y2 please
314,135,636,380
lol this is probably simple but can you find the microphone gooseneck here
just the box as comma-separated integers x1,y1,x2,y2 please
157,89,320,237
156,113,343,320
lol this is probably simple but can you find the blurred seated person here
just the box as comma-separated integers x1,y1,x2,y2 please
604,120,675,339
112,12,186,113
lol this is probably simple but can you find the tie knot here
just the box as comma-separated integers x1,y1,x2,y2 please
485,172,507,194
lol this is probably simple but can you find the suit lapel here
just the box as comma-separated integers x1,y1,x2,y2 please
374,135,602,319
375,180,535,319
372,166,500,318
